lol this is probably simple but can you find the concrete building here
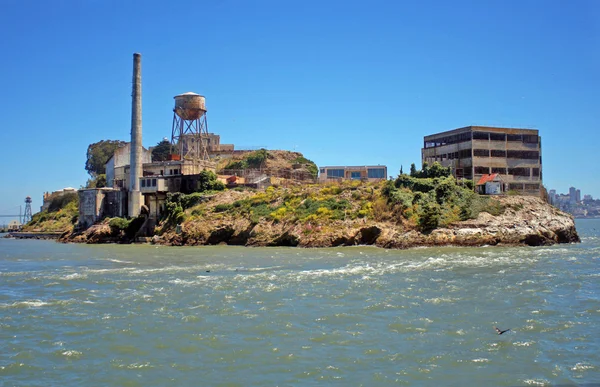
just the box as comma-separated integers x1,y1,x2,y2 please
105,143,152,188
78,188,127,229
318,165,387,182
422,126,542,194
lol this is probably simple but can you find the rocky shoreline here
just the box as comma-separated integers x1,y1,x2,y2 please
64,195,579,249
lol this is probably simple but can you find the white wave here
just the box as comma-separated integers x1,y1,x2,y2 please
523,379,550,386
0,300,49,308
571,362,595,371
513,341,535,347
108,259,134,264
471,358,490,363
61,350,82,358
60,273,87,280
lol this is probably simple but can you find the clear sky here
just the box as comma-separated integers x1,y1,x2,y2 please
0,0,598,222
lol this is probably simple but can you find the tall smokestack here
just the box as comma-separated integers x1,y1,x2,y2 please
129,53,143,217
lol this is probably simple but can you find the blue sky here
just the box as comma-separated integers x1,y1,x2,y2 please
0,0,598,221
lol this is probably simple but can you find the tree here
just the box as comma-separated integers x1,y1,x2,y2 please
151,139,172,162
86,174,106,188
399,165,403,175
85,140,127,176
409,163,417,177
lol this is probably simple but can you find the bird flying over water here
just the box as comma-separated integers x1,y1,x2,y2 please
494,326,511,335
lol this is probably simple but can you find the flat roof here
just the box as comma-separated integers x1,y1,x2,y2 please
424,126,539,140
320,165,387,169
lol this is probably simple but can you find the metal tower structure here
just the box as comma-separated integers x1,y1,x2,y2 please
171,92,210,161
23,196,32,224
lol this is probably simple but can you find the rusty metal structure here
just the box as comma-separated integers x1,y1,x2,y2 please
171,92,210,161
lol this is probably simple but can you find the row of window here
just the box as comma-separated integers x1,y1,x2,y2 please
472,149,540,160
425,131,539,148
473,167,541,177
140,178,157,188
325,168,386,179
508,183,540,191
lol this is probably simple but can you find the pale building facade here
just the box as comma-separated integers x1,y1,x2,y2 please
318,165,387,182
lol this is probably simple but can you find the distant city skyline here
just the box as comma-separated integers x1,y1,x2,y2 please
1,0,599,223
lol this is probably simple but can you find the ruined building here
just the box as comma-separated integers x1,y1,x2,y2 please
422,126,542,194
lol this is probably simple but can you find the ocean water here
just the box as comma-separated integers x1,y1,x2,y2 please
1,220,599,386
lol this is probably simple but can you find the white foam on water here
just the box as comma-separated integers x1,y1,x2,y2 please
61,350,82,358
523,378,550,386
1,300,49,308
571,362,595,371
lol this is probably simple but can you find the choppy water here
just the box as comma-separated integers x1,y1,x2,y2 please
1,220,599,386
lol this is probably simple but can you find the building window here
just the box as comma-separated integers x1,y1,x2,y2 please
507,150,539,160
319,168,325,174
474,166,490,174
491,150,506,157
473,149,490,157
367,168,385,179
350,171,361,180
522,135,538,144
327,169,344,178
507,134,522,142
473,131,489,140
532,168,540,177
491,167,507,174
141,179,146,187
490,132,506,141
508,167,530,176
152,179,157,187
458,149,472,158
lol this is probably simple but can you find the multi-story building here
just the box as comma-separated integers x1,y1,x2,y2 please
318,165,387,182
422,126,542,194
569,187,577,204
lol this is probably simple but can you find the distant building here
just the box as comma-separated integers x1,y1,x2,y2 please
569,187,577,204
584,194,593,202
7,220,21,231
318,165,387,182
422,126,542,194
576,189,581,203
548,189,557,205
41,187,77,212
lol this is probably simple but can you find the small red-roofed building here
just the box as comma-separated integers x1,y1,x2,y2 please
476,173,503,195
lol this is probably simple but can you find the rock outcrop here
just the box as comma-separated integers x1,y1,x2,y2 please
150,195,579,249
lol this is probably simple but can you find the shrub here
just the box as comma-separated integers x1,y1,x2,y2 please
214,203,233,213
109,217,130,231
48,192,78,212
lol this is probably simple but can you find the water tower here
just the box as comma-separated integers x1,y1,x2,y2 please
23,196,32,224
170,92,210,161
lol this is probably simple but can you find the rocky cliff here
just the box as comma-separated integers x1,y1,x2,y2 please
66,183,579,249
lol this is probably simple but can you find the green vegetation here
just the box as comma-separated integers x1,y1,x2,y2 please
25,193,79,232
383,163,505,231
85,140,127,176
151,139,172,162
224,149,270,170
108,216,146,239
156,162,507,238
85,174,106,188
195,170,225,192
293,156,318,179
